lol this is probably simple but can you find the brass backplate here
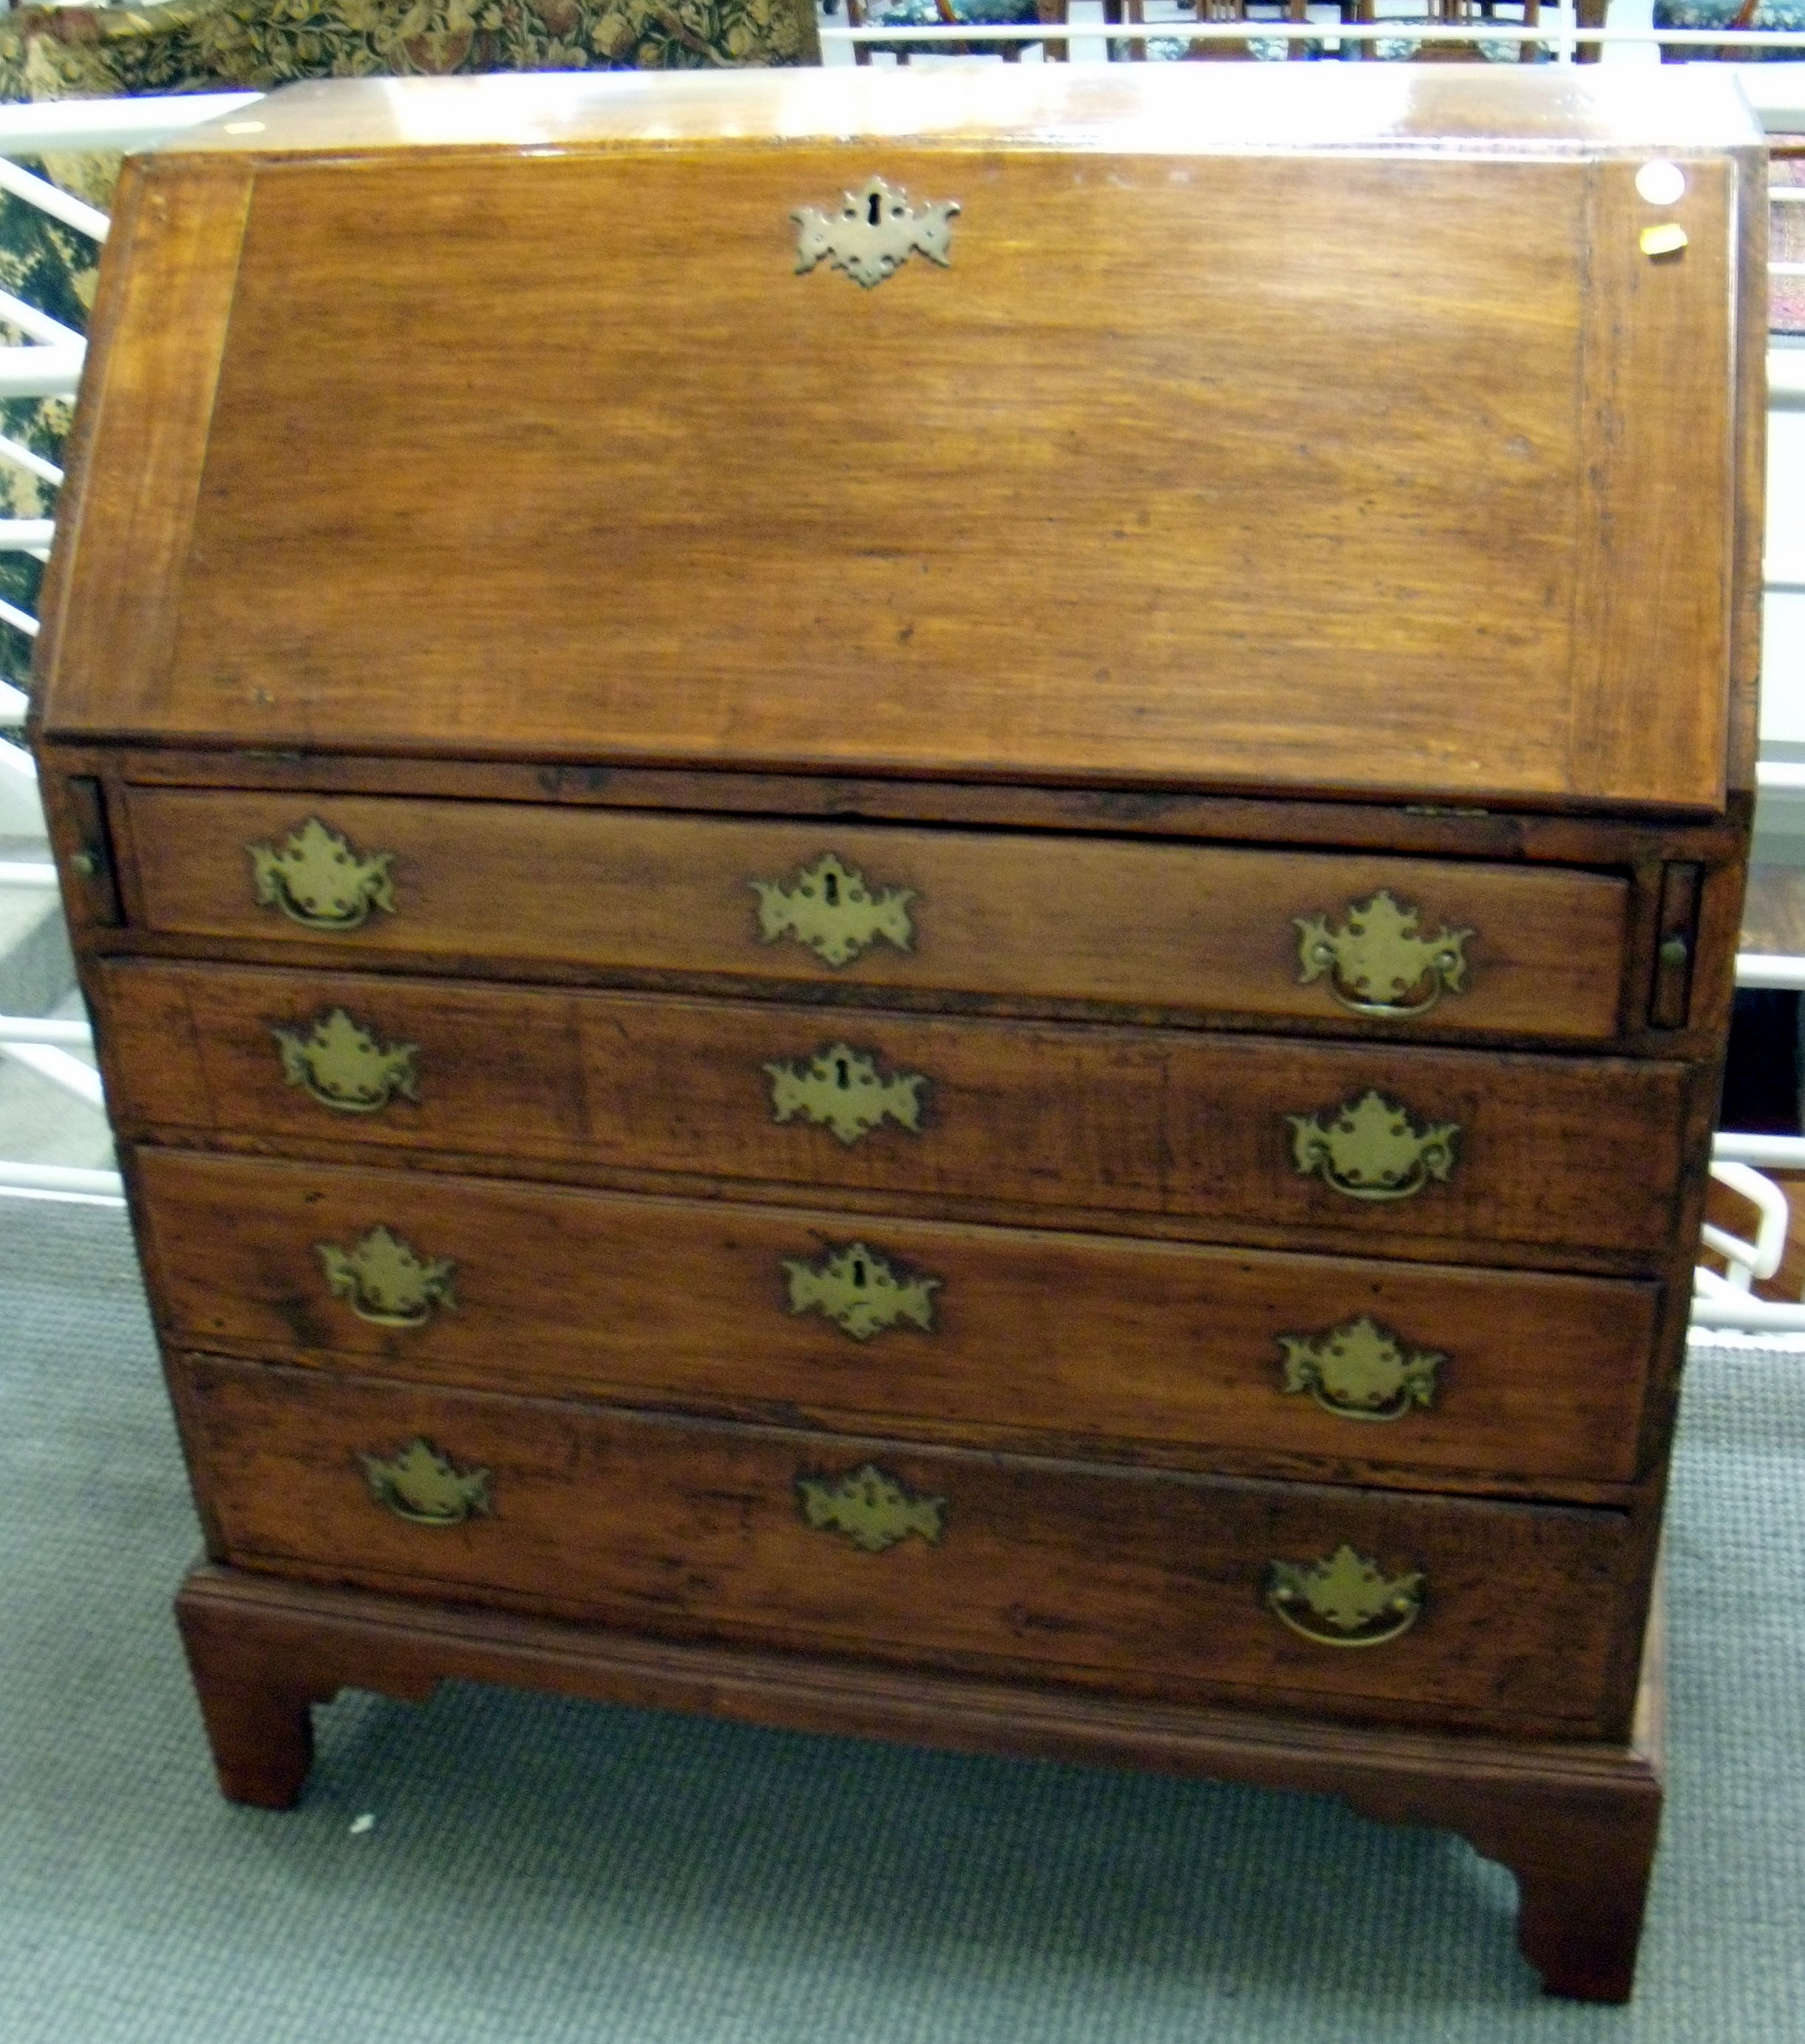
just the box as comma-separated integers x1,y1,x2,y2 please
783,1241,939,1341
318,1225,455,1328
1288,1090,1460,1202
248,817,395,931
1265,1544,1424,1648
793,177,959,290
766,1042,926,1145
1278,1316,1444,1422
361,1438,490,1526
274,1008,419,1113
1294,889,1472,1019
796,1462,945,1552
749,853,914,968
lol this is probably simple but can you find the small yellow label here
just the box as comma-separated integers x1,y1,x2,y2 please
1640,223,1690,258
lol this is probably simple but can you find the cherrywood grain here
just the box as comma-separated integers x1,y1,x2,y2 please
32,157,253,736
1569,157,1737,809
120,790,1633,1041
37,71,1758,812
179,1355,1639,1736
132,1146,1660,1484
120,997,1692,1255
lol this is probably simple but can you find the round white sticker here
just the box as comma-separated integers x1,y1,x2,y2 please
1635,160,1687,208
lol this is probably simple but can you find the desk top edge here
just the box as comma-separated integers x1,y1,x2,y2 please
146,66,1767,165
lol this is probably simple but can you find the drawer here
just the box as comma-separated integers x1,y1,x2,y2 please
137,1150,1659,1484
180,1355,1640,1736
103,965,1690,1258
120,790,1631,1042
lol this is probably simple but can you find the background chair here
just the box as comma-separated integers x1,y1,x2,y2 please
1106,0,1313,59
1351,0,1544,61
843,0,1071,63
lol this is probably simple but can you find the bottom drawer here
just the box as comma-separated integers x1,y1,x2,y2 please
182,1356,1644,1736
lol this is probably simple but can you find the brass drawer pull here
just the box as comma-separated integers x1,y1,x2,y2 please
1278,1316,1444,1422
750,852,914,968
361,1438,490,1526
1294,890,1472,1020
797,1462,945,1552
274,1008,419,1114
317,1226,455,1328
783,1241,939,1341
1288,1090,1460,1202
765,1042,926,1145
248,817,396,932
1265,1544,1424,1649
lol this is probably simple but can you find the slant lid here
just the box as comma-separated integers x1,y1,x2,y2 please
38,67,1762,810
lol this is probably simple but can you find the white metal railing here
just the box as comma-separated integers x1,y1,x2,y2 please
823,20,1805,52
0,1013,119,1205
1696,1138,1805,1331
0,94,254,401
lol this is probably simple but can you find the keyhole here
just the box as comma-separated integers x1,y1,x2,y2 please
824,871,840,907
852,1258,867,1288
867,191,883,228
835,1058,851,1089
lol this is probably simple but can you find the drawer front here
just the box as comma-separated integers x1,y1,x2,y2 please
138,1151,1658,1484
182,1356,1637,1735
122,790,1630,1042
100,965,1688,1257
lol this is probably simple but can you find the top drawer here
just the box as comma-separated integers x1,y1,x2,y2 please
121,791,1630,1043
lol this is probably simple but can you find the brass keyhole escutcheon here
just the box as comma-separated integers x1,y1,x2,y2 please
766,1043,927,1145
783,1241,939,1341
792,176,960,291
797,1463,945,1552
749,854,915,968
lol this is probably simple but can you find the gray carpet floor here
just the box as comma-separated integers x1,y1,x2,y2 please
2,1195,1802,2043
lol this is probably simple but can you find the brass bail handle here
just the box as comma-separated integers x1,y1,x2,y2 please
361,1439,490,1526
1288,1090,1460,1203
1294,890,1473,1021
1277,1317,1444,1422
248,818,397,934
317,1226,455,1328
1265,1545,1424,1649
274,1009,419,1115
